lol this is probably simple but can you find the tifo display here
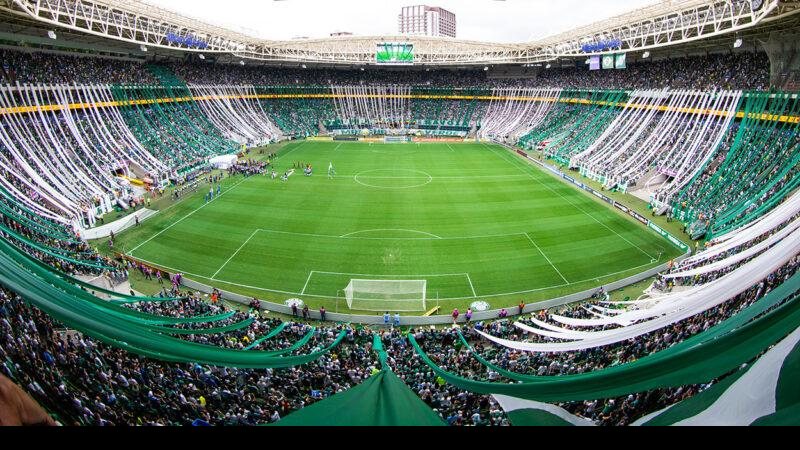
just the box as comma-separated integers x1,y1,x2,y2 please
0,0,799,428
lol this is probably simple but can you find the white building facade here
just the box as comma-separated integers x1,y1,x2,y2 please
398,5,456,38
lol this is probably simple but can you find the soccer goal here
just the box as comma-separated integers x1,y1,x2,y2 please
343,279,426,312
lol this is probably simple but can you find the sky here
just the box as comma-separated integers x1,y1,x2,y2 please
145,0,660,43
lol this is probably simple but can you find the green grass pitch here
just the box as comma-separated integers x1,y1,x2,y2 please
114,140,683,314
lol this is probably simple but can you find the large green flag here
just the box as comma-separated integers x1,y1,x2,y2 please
272,370,445,426
637,326,800,426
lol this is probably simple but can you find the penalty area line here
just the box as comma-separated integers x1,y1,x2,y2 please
210,229,260,280
465,273,478,298
300,271,315,295
524,232,569,284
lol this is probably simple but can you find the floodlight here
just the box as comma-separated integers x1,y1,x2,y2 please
47,30,56,40
483,66,489,71
733,38,743,48
545,63,551,69
198,54,205,60
140,45,148,52
642,51,650,59
240,60,245,65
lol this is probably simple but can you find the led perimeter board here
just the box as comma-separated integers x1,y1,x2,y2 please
376,43,414,65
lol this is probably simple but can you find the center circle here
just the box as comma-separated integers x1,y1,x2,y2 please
353,169,433,189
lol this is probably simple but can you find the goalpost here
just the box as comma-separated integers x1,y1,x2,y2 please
343,279,427,312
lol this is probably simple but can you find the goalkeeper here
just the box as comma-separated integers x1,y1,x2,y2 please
328,162,336,179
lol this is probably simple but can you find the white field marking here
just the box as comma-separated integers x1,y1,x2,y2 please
310,270,469,277
127,176,250,255
129,255,662,302
353,178,432,189
483,143,656,261
446,143,456,152
332,143,343,152
354,176,435,179
350,174,530,181
339,229,442,239
257,228,527,241
305,270,474,297
210,229,260,280
465,273,478,297
279,140,309,159
153,156,273,217
353,169,433,189
300,271,314,295
524,232,569,284
369,147,420,155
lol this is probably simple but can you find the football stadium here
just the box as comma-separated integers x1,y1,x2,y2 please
0,0,799,427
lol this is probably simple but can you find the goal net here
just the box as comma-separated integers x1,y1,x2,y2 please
343,279,426,312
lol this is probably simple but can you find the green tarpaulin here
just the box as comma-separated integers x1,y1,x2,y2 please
409,272,800,402
273,370,445,426
638,325,800,426
0,237,345,368
491,394,595,426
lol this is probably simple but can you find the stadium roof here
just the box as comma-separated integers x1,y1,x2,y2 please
0,0,799,65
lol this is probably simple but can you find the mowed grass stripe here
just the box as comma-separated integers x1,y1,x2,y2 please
211,231,568,299
119,141,682,311
481,142,658,260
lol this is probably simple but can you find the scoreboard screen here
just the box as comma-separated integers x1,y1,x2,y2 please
376,43,414,65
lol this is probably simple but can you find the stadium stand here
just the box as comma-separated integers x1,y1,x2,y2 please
0,0,799,427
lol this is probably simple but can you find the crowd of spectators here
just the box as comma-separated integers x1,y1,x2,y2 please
426,255,799,425
168,52,772,91
537,52,771,91
0,49,155,85
0,45,795,427
0,92,153,227
672,113,800,233
0,48,775,92
2,224,797,426
0,278,518,425
0,47,783,227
